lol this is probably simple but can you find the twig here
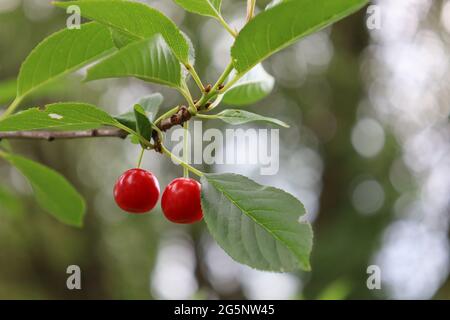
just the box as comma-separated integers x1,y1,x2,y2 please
217,15,238,38
246,0,256,22
157,105,192,132
185,64,205,92
0,128,129,141
0,96,23,121
195,62,235,108
152,105,192,153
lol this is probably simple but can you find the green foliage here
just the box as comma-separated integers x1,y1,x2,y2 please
54,0,190,64
0,139,12,152
0,0,370,274
231,0,369,73
86,35,182,88
115,93,163,131
182,32,197,68
265,0,284,10
133,104,153,144
317,279,352,300
17,22,115,99
222,64,275,106
201,173,313,271
138,94,163,122
110,29,136,49
173,0,222,19
212,109,289,128
0,103,120,131
0,77,81,107
0,153,86,227
110,29,196,67
0,78,17,106
0,186,23,216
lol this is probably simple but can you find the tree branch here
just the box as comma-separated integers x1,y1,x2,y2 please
0,105,191,146
0,128,129,141
152,105,192,153
157,105,192,131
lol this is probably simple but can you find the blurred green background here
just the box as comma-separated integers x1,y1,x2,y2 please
1,0,449,300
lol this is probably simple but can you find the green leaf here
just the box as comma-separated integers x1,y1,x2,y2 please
129,134,140,145
17,22,115,99
0,77,82,107
54,0,190,64
317,279,352,300
0,102,120,131
265,0,284,10
0,185,23,215
0,139,12,152
133,104,153,144
85,35,182,88
0,153,86,227
138,94,163,122
110,28,137,49
0,78,17,106
201,173,313,271
231,0,369,74
115,93,163,131
110,28,195,68
173,0,222,19
182,31,196,68
222,64,275,106
213,109,289,128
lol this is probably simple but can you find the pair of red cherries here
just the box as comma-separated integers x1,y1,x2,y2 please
113,168,203,224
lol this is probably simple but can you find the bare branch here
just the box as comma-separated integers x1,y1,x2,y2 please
0,128,129,141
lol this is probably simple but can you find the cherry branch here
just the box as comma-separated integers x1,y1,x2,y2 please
152,105,192,152
0,105,192,144
157,105,192,131
0,51,235,149
0,128,129,141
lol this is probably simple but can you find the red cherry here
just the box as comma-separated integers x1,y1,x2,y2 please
161,178,203,224
114,168,160,214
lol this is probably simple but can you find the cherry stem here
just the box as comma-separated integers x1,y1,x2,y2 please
137,148,145,168
115,123,154,149
183,121,190,178
160,144,203,177
186,64,205,93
